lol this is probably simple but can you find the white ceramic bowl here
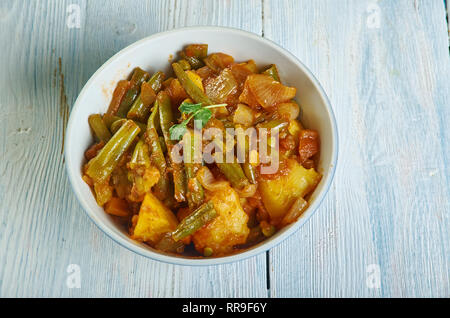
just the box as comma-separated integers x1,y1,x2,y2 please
65,26,338,266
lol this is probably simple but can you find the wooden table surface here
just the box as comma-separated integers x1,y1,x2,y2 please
0,0,448,298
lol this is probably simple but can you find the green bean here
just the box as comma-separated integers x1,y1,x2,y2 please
172,202,217,241
127,71,166,122
116,67,150,117
127,95,153,123
111,119,146,137
129,139,151,168
127,140,152,199
86,120,140,183
88,114,111,142
257,119,289,131
172,62,213,105
242,163,257,184
148,71,165,92
146,103,170,200
210,125,251,188
172,162,187,203
262,64,280,82
184,44,208,59
178,59,191,71
214,157,250,190
157,91,174,145
184,130,204,209
235,125,257,184
155,233,185,254
158,136,167,153
179,52,204,69
180,44,208,70
158,91,187,202
103,114,121,130
110,119,127,135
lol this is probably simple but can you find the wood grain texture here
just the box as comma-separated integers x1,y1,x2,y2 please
264,0,449,297
0,0,267,298
0,0,448,298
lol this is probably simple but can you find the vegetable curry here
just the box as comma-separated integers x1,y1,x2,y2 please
83,44,321,257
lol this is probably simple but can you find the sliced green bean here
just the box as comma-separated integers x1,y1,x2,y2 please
262,64,280,82
242,163,257,184
129,139,151,168
184,130,204,209
146,103,170,200
111,118,146,137
172,62,213,105
116,67,150,117
127,95,153,123
148,71,165,92
172,202,217,241
86,120,140,183
158,136,167,153
235,125,257,184
127,71,166,122
110,119,127,135
103,114,121,130
178,59,191,71
214,157,250,190
158,91,175,145
158,91,187,202
257,119,289,131
179,52,204,69
88,114,111,142
155,233,185,254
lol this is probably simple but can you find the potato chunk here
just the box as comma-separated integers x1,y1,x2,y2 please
259,159,321,224
131,192,179,244
192,185,250,256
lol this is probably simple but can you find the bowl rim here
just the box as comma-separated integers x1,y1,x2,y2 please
65,26,338,266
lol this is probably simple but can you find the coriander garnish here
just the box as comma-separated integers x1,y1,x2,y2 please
169,101,227,140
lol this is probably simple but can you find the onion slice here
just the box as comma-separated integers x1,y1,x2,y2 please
280,196,308,226
246,74,297,108
197,166,230,192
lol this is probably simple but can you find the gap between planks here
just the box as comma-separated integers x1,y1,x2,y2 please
260,0,271,298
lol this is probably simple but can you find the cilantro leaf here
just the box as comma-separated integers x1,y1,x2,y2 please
179,102,202,114
170,102,227,140
193,108,212,128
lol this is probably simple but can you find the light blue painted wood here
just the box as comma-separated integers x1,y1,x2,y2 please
0,0,266,298
264,0,449,297
0,0,448,298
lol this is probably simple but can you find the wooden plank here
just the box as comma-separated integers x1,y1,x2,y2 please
265,0,449,297
0,0,267,297
1,0,448,298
